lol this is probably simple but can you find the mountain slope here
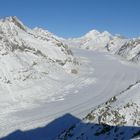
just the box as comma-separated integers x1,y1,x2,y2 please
0,16,79,116
0,16,73,61
116,38,140,63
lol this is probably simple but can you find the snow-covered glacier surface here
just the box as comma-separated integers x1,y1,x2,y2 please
1,47,140,139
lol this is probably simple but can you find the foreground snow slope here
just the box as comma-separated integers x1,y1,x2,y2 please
1,48,140,139
57,73,140,140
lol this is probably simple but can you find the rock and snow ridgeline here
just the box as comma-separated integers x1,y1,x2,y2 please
57,81,140,140
0,16,78,84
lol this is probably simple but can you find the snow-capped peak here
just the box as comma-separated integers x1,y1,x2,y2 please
84,29,100,38
84,30,112,39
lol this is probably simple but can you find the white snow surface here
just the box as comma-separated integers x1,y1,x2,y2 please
0,17,140,140
1,46,140,139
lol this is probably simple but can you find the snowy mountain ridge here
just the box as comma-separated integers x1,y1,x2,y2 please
0,16,73,61
63,29,127,53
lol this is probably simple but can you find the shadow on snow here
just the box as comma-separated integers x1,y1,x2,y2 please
1,113,140,140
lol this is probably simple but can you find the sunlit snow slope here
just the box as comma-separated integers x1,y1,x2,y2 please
0,16,78,105
1,47,140,139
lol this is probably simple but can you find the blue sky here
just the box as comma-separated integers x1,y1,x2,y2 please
0,0,140,38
